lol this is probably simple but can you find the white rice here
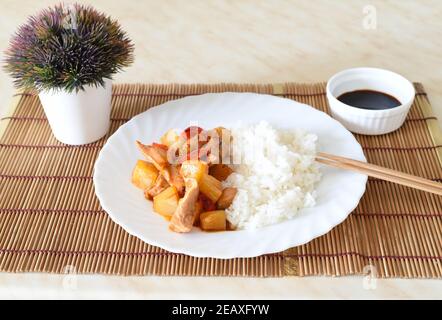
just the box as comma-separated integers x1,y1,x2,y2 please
223,121,321,230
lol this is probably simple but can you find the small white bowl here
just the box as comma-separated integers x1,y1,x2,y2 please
326,67,415,135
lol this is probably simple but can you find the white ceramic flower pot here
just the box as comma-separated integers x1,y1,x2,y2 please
39,79,112,145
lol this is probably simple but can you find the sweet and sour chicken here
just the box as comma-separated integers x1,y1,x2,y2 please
132,126,236,233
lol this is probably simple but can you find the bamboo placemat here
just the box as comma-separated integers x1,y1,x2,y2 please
0,83,441,278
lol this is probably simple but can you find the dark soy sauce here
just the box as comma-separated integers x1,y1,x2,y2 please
337,90,401,110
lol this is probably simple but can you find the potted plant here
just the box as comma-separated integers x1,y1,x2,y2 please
4,3,134,145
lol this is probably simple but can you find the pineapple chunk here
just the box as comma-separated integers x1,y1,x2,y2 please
160,129,179,147
132,160,159,190
199,173,223,202
209,164,233,181
180,160,208,182
217,187,237,209
153,142,168,151
200,210,227,231
153,186,179,220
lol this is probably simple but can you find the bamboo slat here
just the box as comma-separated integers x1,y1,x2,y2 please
0,83,440,277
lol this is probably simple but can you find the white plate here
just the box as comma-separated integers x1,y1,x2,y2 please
93,93,367,258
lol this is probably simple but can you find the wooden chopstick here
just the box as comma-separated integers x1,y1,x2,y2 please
316,152,442,196
317,152,440,188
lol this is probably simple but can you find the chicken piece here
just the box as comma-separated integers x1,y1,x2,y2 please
217,187,237,209
136,141,168,170
144,174,169,199
162,165,185,196
169,178,199,233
